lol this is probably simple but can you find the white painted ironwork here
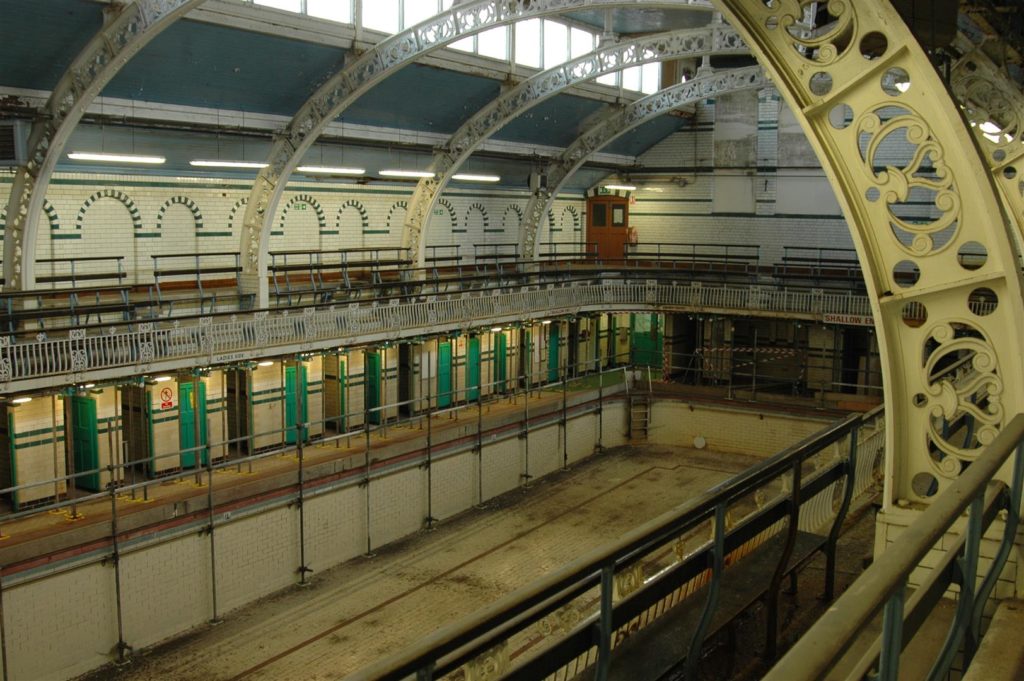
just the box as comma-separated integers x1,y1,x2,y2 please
401,25,748,264
236,0,716,306
2,0,206,292
519,65,767,257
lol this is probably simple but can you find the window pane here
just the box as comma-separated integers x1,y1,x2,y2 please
592,203,607,227
570,27,594,59
308,0,352,22
450,35,475,52
543,20,568,67
622,66,642,91
255,0,301,11
362,0,399,33
404,0,438,28
597,71,618,87
641,62,661,94
478,26,508,60
514,18,542,68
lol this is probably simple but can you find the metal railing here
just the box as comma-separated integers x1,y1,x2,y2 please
348,405,886,681
764,413,1024,681
0,277,875,390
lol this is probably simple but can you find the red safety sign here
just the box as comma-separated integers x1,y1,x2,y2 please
160,387,174,410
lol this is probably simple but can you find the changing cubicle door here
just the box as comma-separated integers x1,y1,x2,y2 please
179,381,209,468
71,395,101,492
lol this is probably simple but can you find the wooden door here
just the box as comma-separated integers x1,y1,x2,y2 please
586,196,630,262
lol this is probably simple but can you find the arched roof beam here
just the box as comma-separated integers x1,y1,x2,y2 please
519,66,766,257
2,0,207,292
712,0,1024,505
401,23,747,265
237,0,718,306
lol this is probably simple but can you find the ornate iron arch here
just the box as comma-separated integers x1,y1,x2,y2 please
235,0,718,305
401,24,747,265
519,67,767,256
710,0,1024,504
2,0,207,292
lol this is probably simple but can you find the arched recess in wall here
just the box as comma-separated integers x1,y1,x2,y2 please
0,201,62,242
156,196,203,233
434,199,458,242
228,197,248,233
502,205,523,234
386,201,408,235
77,190,147,237
709,1,1024,503
561,205,581,232
335,199,369,237
278,194,326,236
463,203,488,240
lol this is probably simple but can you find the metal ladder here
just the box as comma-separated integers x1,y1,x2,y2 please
629,395,650,440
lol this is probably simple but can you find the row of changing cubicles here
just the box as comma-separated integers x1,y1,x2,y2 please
0,313,662,509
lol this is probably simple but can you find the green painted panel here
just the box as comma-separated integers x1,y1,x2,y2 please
179,381,209,468
467,337,481,401
630,314,663,368
285,365,309,443
437,342,453,408
547,324,560,383
71,396,101,491
494,333,507,392
366,352,382,424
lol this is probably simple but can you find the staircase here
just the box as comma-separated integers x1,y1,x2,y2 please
629,396,650,440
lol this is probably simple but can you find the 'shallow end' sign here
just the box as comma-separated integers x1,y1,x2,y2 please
823,313,874,327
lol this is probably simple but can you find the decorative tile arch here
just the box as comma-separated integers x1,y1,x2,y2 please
336,199,370,234
279,194,326,232
386,201,408,233
156,195,203,231
465,203,489,234
2,0,206,290
228,197,248,232
436,199,458,232
77,189,144,233
561,205,581,232
502,205,523,233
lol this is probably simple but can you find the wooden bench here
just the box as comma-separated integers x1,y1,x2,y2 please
34,256,127,288
625,242,760,275
268,247,413,305
773,246,863,287
538,241,599,262
0,284,135,332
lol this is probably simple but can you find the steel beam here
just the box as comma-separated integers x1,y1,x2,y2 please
1,0,207,292
401,24,747,265
235,0,717,307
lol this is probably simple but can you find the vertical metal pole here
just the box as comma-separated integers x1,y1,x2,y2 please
751,328,758,400
596,366,604,454
109,467,129,664
64,389,80,519
0,567,8,681
477,340,484,505
51,394,60,502
562,358,568,470
295,360,310,585
426,342,435,528
364,399,372,555
192,373,202,485
685,504,726,681
206,448,220,624
522,378,530,486
595,563,615,681
878,583,906,681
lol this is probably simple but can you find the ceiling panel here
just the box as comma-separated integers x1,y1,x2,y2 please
0,0,103,90
493,94,606,147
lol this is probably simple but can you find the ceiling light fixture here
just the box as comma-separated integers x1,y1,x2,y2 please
190,160,269,169
154,376,173,382
11,397,32,404
453,174,501,183
297,165,366,175
379,169,435,179
258,361,274,367
68,152,166,165
603,184,637,191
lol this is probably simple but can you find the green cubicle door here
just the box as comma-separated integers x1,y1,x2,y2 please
366,351,382,424
284,365,309,444
631,314,663,368
71,395,101,491
494,333,507,392
547,323,560,383
179,381,209,467
466,336,481,401
437,342,453,408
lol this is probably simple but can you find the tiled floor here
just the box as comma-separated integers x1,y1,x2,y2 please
93,444,761,681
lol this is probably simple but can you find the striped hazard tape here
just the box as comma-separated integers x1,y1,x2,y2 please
697,347,800,356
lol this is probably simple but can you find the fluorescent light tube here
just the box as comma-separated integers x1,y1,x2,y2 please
452,174,501,183
68,152,166,164
379,169,435,179
297,165,366,175
190,160,268,169
603,184,637,191
11,397,32,404
154,376,173,382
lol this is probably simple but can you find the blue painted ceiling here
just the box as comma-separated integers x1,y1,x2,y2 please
494,95,606,147
0,0,103,89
